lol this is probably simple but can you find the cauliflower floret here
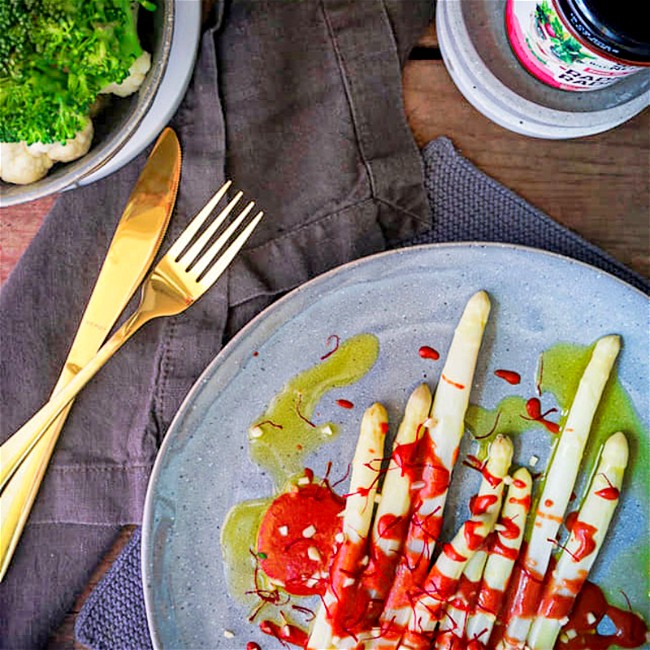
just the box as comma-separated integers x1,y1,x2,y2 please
27,119,94,163
100,51,152,98
0,143,53,185
1,119,94,185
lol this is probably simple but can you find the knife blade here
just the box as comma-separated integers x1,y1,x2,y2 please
0,127,181,580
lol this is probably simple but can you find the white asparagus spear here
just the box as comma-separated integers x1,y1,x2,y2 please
307,403,388,650
465,467,532,648
526,432,628,650
434,545,489,649
381,291,491,630
497,334,620,650
401,435,513,650
360,384,432,623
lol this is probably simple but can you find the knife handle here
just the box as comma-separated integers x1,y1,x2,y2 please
0,404,72,581
0,308,149,495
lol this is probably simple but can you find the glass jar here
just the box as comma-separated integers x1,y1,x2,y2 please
505,0,650,91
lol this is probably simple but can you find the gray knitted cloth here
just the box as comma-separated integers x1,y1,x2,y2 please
74,136,648,650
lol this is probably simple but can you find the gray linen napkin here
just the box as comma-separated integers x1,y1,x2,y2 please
73,134,649,650
0,0,433,647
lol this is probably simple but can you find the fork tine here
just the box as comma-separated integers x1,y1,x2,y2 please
190,200,256,277
198,211,264,287
178,191,245,268
166,180,233,260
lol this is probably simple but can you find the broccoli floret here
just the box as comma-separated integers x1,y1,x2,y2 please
0,0,154,145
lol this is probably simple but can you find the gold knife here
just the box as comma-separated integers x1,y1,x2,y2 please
0,127,181,580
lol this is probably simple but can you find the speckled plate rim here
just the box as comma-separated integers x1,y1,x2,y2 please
142,242,648,649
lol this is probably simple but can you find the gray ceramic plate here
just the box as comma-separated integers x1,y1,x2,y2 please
142,243,649,649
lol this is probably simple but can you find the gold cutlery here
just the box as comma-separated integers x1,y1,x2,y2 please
0,180,263,499
0,127,181,579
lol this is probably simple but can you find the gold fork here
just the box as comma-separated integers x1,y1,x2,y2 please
0,181,263,491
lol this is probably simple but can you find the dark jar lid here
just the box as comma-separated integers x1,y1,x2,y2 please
555,0,650,63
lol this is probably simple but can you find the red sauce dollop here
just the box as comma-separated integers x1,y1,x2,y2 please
559,582,648,649
419,345,440,360
494,369,521,385
256,479,344,596
523,397,560,434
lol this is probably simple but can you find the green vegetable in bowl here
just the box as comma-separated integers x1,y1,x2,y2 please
0,0,155,184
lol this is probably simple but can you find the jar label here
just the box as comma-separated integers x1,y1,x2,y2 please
506,0,643,91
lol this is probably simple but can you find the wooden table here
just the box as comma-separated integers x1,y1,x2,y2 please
1,23,648,650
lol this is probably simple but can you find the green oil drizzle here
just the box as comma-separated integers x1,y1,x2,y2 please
466,396,552,459
466,342,647,474
220,498,271,608
540,343,648,481
540,343,649,602
220,334,380,611
248,333,379,487
466,341,649,606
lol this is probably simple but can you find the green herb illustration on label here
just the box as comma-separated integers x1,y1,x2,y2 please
534,0,594,64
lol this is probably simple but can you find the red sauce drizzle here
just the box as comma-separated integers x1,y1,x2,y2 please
558,582,648,649
326,536,370,638
470,493,499,515
380,438,451,613
442,373,465,390
257,419,284,430
504,560,546,618
512,477,527,489
571,520,598,561
482,466,502,489
392,439,422,481
498,516,521,540
464,520,485,551
491,537,520,561
565,510,579,533
259,619,308,648
474,411,503,441
451,573,482,611
294,394,316,428
417,436,451,500
246,643,261,650
418,345,440,360
320,334,340,360
360,515,410,622
435,630,465,650
540,575,586,618
464,455,483,471
595,474,620,501
477,583,505,616
335,399,354,410
494,369,521,385
522,397,561,434
425,566,458,602
508,494,532,510
376,513,406,542
443,543,468,563
596,486,620,500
